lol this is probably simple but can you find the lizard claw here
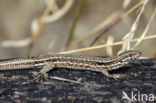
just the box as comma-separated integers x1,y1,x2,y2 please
38,72,49,80
32,72,49,81
38,72,49,79
43,73,49,80
112,76,118,80
111,75,122,80
33,72,48,81
32,72,42,81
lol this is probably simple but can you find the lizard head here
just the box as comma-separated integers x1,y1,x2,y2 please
118,50,141,65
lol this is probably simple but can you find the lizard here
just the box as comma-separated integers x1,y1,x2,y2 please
0,50,141,80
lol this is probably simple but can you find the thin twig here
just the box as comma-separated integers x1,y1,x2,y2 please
58,34,156,54
50,76,81,84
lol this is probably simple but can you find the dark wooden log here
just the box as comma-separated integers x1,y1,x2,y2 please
0,59,156,103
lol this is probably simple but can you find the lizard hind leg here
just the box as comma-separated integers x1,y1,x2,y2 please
35,62,55,80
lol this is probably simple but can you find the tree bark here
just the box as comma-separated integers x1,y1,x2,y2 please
0,59,155,103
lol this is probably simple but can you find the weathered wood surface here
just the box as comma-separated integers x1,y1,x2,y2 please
0,58,156,103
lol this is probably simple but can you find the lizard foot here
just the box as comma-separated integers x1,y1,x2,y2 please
32,72,49,81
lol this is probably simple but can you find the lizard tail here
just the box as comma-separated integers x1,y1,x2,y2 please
0,58,35,71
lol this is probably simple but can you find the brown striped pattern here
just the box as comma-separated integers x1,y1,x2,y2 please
0,50,141,72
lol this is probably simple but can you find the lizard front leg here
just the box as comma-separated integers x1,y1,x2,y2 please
36,62,55,80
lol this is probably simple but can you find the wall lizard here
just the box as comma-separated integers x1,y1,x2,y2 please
0,50,141,79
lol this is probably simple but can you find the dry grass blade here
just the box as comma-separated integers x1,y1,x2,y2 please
0,1,143,49
90,0,144,47
44,0,74,23
0,0,73,49
122,0,131,8
58,34,156,54
90,16,122,47
118,0,148,54
106,36,114,57
26,0,56,56
0,38,30,47
65,0,86,50
90,1,143,50
132,8,156,49
68,12,120,49
28,0,56,47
